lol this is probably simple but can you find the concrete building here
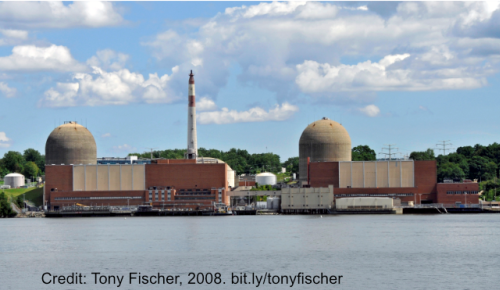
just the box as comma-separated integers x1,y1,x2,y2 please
281,186,334,213
299,117,351,182
45,121,97,165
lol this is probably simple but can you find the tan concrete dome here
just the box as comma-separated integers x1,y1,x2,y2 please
299,117,351,181
45,121,97,165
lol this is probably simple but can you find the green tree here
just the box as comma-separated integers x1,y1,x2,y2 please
410,149,435,161
0,192,15,218
23,148,45,173
23,161,39,178
2,151,24,173
437,162,465,182
469,156,497,181
282,157,299,173
352,145,376,161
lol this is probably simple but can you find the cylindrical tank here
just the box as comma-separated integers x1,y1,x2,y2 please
45,121,97,165
299,117,351,181
273,198,280,209
4,173,25,188
256,172,277,186
267,197,274,209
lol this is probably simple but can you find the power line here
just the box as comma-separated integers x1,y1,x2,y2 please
435,140,454,155
379,144,399,160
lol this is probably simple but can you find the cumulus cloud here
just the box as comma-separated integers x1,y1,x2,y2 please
296,53,486,92
0,82,17,98
101,133,112,138
86,49,129,71
0,29,28,46
0,45,86,72
0,131,11,148
39,66,179,107
358,105,380,117
143,1,500,108
0,1,124,29
197,97,217,111
197,102,298,124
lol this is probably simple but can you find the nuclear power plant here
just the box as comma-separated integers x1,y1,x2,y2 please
298,117,351,181
43,70,481,216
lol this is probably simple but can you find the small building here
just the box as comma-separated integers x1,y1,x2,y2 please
281,185,333,213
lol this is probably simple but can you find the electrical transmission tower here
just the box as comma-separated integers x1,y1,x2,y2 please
145,147,158,159
435,141,454,155
379,144,399,160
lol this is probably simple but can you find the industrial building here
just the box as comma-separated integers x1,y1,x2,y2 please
44,71,233,211
299,117,351,181
303,129,480,206
45,121,97,165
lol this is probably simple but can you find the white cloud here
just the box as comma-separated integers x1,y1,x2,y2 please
197,102,298,124
111,144,137,153
0,82,17,98
86,49,129,71
0,29,28,40
197,97,217,111
101,133,112,138
39,66,179,107
295,53,486,92
0,131,11,148
0,1,124,29
0,45,86,72
143,1,500,107
0,29,29,46
358,105,380,117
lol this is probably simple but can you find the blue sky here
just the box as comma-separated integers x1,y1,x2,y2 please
1,1,500,162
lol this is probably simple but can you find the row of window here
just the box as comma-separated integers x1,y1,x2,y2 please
55,196,142,200
446,191,479,195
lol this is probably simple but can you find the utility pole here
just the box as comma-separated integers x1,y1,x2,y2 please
379,144,399,160
435,140,454,155
145,148,158,160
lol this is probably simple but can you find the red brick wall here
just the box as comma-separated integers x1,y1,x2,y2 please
50,190,147,208
45,165,73,207
239,181,256,186
436,183,480,204
146,163,227,189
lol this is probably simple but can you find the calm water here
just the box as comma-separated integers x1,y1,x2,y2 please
1,214,499,290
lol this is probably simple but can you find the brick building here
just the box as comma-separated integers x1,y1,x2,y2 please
44,160,229,210
309,160,479,205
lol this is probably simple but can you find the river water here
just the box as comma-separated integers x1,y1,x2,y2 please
1,214,499,290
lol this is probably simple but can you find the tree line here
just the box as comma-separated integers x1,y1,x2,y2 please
410,143,500,201
130,145,377,175
0,149,45,178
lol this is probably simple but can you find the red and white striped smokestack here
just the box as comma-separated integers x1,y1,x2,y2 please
186,70,198,159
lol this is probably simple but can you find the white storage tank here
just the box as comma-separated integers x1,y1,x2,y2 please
4,173,25,188
256,172,277,186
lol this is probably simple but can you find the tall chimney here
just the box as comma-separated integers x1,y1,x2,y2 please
186,70,198,159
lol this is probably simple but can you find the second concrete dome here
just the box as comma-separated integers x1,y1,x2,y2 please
299,117,351,181
45,121,97,165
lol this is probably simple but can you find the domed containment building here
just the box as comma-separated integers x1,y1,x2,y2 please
299,117,351,182
45,121,97,165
